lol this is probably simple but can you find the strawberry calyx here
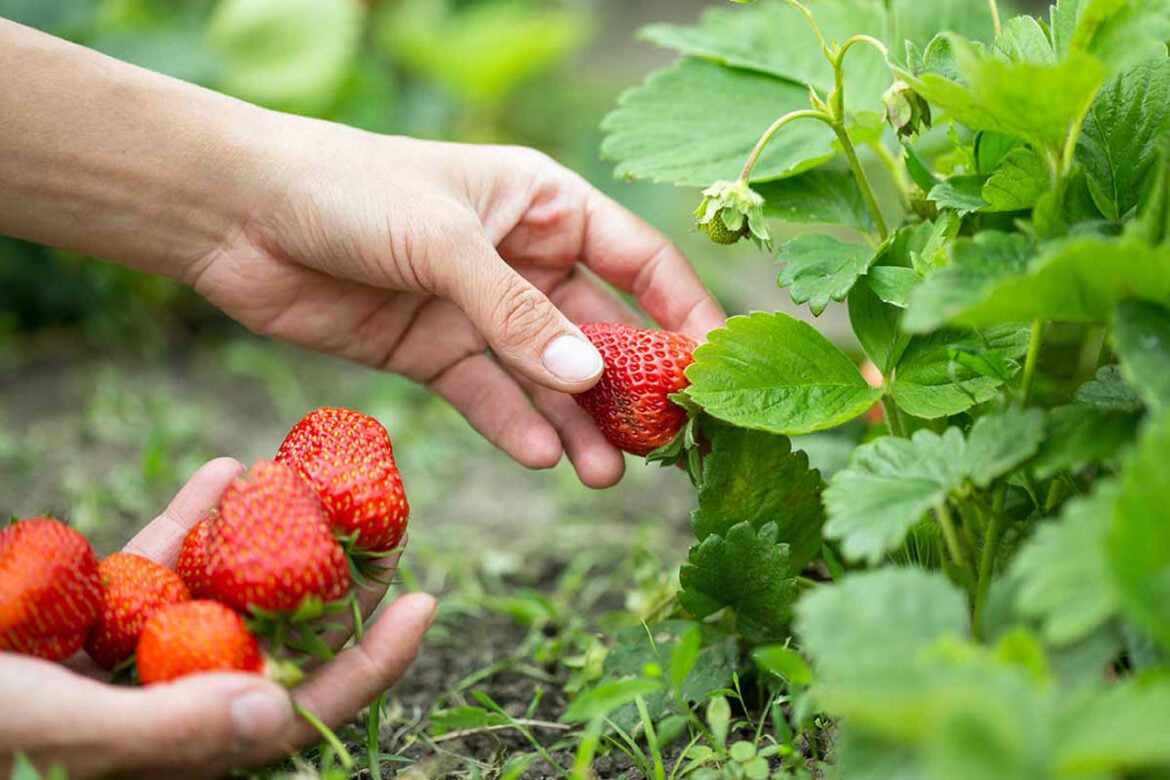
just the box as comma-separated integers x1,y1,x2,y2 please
644,393,706,486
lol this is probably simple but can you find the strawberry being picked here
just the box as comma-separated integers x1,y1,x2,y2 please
276,407,409,553
574,323,698,456
205,459,350,617
85,552,190,669
0,517,102,661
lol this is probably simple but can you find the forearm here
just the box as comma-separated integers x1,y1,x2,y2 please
0,19,283,280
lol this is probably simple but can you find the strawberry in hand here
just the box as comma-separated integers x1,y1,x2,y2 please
0,517,102,661
276,407,409,555
84,551,190,670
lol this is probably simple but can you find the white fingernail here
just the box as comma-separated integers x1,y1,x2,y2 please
542,335,603,383
231,690,291,745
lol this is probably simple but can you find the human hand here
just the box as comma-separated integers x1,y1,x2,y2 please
0,458,435,779
187,128,725,488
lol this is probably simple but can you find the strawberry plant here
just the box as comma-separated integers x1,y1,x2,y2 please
584,0,1170,774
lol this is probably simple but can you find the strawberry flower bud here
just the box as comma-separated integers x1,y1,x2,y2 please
882,80,932,138
694,179,772,249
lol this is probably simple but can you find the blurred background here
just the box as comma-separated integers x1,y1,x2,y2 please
0,0,782,577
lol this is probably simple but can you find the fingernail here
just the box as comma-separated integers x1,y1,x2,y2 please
231,689,292,745
542,335,603,383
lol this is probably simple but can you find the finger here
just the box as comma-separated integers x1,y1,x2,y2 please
578,187,726,340
275,593,436,754
93,672,293,778
546,266,643,328
438,230,604,394
429,353,562,469
526,382,626,489
315,542,405,654
123,457,244,566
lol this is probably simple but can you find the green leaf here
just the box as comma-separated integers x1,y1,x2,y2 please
377,0,587,105
1113,299,1170,411
903,231,1036,333
601,59,836,186
692,422,825,572
865,267,920,307
679,522,797,644
981,147,1050,212
1077,59,1170,221
1056,676,1170,773
756,167,874,230
752,645,812,686
1074,365,1145,412
824,408,1044,562
796,568,969,685
849,277,909,375
891,326,1030,419
640,0,888,113
561,677,667,723
927,175,988,215
1011,481,1121,645
598,620,737,730
430,706,510,733
941,236,1170,326
669,624,701,687
777,234,875,316
1108,411,1170,651
686,312,882,435
209,0,364,114
1053,0,1170,77
1032,405,1141,478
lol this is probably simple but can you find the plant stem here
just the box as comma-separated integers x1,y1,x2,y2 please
295,701,355,769
783,0,830,54
833,125,889,240
935,502,972,578
987,0,1002,38
1020,319,1045,405
881,396,906,437
972,512,1003,639
869,140,911,209
366,692,385,777
739,109,832,182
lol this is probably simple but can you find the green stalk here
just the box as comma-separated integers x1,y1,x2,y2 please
1020,319,1045,405
987,0,1002,38
832,126,889,240
738,110,832,183
972,485,1009,639
881,396,906,438
295,702,355,769
935,502,973,580
366,692,385,778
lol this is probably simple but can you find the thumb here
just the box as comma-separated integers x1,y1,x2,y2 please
103,673,294,774
444,236,603,392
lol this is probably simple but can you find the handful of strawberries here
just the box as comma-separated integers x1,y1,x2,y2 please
0,406,408,693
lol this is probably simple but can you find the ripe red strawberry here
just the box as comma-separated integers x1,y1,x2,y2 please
276,407,409,552
574,323,698,456
176,515,212,597
136,600,262,684
0,517,101,661
205,460,350,615
84,552,190,669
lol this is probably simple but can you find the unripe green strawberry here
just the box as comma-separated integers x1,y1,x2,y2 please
574,323,698,456
205,460,350,615
704,216,749,245
176,515,212,598
85,552,190,669
0,517,101,661
276,407,409,552
136,600,262,684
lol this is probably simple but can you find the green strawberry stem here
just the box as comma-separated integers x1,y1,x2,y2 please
294,701,355,770
737,109,830,184
987,0,1002,37
366,692,386,776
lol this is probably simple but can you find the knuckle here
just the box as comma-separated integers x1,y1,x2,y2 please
492,282,552,351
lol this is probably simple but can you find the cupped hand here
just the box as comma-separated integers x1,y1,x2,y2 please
0,458,435,779
187,129,726,488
